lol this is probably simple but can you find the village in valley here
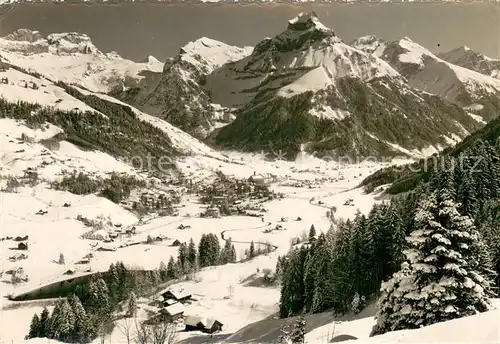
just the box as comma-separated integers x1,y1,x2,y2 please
0,132,384,343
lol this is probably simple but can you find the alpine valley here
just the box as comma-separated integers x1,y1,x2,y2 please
2,11,500,344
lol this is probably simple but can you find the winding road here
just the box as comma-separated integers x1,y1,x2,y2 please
218,184,349,251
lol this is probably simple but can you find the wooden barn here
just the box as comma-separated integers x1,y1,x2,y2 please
184,316,223,334
17,242,28,250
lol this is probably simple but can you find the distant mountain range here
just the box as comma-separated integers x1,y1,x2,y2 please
2,12,500,161
114,11,500,160
0,0,496,4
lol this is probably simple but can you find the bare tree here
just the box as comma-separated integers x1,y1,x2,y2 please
116,317,136,344
134,318,177,344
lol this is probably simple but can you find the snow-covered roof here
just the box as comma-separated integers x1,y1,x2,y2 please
163,302,185,316
184,315,222,328
161,288,191,300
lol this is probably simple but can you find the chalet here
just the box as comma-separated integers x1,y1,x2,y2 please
17,242,28,250
177,224,191,230
63,203,71,207
205,207,220,218
125,227,136,235
5,267,23,275
75,258,90,265
171,239,183,247
161,302,185,321
163,299,177,306
9,253,27,262
97,244,117,252
92,230,109,241
184,316,223,333
13,235,29,242
63,268,76,275
248,174,266,185
161,289,192,303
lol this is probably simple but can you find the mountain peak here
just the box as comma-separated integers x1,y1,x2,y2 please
1,30,101,56
287,12,331,32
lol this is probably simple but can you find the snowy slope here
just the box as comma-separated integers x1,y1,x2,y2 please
180,37,253,75
114,36,253,138
352,35,500,115
438,46,500,79
0,67,100,113
213,12,483,160
0,29,163,93
207,12,401,108
307,301,500,344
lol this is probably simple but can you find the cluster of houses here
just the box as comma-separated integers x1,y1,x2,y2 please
154,288,223,334
197,173,278,217
343,198,355,206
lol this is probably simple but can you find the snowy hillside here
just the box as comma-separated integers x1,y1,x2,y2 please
352,35,500,121
114,37,253,138
438,46,500,79
0,29,163,93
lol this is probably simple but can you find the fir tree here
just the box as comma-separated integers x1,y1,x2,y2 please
28,313,41,338
187,238,197,272
166,256,180,279
372,191,493,335
198,233,221,267
230,244,237,263
308,225,316,240
126,291,138,318
50,298,75,341
59,253,65,265
249,241,255,259
68,294,91,342
178,243,189,272
290,315,306,344
39,306,50,338
159,261,168,282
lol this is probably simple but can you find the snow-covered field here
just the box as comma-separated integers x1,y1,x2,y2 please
0,143,390,343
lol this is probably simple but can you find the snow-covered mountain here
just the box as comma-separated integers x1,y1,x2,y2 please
0,29,164,93
352,35,500,121
438,46,500,79
115,37,252,138
209,12,485,159
0,0,491,4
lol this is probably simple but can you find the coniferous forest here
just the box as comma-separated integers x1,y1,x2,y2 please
278,138,500,335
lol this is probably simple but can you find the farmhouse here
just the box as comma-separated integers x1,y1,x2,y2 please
17,242,28,250
97,244,117,252
9,253,27,262
184,316,223,333
171,239,184,247
160,288,192,303
63,268,76,275
161,302,185,321
204,207,220,218
13,235,29,242
75,258,90,265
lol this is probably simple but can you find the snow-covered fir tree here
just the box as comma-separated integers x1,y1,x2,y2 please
28,313,41,338
166,256,180,279
68,294,91,342
290,315,306,344
309,225,316,240
372,190,493,335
